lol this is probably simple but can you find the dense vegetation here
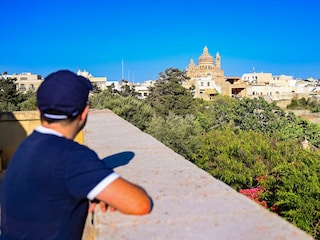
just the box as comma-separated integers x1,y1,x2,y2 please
288,97,320,113
0,75,37,111
2,69,320,238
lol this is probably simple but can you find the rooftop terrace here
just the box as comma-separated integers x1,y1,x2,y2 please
83,109,312,240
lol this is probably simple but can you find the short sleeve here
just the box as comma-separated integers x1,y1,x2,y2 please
64,144,115,199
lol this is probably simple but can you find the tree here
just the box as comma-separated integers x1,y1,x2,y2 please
192,127,268,190
259,146,320,238
146,68,194,117
0,75,21,111
18,90,37,110
232,97,289,135
89,90,154,131
194,96,238,132
91,82,102,94
146,112,202,160
119,84,140,98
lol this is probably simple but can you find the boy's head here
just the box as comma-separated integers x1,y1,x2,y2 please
37,70,93,120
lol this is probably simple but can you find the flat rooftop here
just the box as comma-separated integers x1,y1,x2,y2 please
84,109,312,240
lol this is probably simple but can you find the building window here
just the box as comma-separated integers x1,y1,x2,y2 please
20,84,26,91
200,82,204,87
207,82,210,87
29,84,34,90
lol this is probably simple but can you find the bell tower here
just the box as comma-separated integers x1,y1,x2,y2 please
215,52,221,69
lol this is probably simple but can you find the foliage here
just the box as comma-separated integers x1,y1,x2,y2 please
0,76,37,111
259,148,320,238
146,112,202,160
279,111,320,148
89,90,154,131
192,124,320,238
192,127,269,190
194,96,237,131
118,84,140,98
195,96,320,149
233,97,287,134
18,90,37,111
0,76,21,111
287,97,320,113
146,68,195,117
0,101,17,112
91,82,102,94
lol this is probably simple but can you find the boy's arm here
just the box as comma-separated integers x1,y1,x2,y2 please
95,177,153,215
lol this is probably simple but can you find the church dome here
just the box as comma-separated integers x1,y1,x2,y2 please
198,46,214,64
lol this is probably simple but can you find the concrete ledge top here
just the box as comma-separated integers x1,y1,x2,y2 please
0,111,39,121
84,109,313,240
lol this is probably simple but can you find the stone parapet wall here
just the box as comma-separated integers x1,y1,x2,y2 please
0,111,83,171
0,111,39,170
83,109,312,240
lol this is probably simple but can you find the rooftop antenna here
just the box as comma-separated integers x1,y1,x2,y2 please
122,59,124,80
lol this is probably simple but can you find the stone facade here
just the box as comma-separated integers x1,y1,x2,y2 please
185,46,247,99
12,73,43,92
184,46,225,100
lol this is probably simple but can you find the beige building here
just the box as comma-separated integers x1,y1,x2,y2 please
270,75,296,87
243,72,320,102
242,72,272,85
12,72,43,92
224,76,248,98
77,70,108,90
185,46,246,99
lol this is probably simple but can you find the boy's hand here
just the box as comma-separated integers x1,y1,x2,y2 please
88,199,117,213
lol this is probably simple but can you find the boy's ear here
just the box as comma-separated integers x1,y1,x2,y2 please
80,105,90,120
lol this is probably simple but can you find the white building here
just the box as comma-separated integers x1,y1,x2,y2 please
190,76,222,98
134,80,156,99
106,81,121,92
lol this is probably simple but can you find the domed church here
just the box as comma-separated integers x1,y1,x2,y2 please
184,46,246,100
187,46,223,79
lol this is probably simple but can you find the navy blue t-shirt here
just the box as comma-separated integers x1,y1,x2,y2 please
0,127,119,239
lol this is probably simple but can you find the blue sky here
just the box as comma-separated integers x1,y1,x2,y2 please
1,0,320,82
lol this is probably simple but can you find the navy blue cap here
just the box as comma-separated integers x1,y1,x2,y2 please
37,70,93,120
